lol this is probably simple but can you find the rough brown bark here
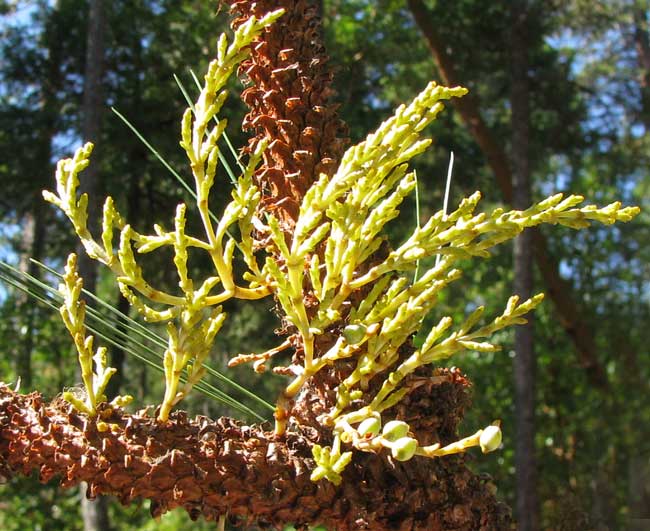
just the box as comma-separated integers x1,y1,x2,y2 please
406,0,609,390
510,3,539,529
313,0,324,19
227,0,348,227
224,6,510,527
0,373,509,530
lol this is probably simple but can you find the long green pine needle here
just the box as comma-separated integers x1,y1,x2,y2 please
0,260,273,420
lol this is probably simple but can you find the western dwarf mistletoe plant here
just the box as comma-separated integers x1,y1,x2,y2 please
0,2,639,530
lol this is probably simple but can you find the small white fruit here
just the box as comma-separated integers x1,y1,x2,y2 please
357,417,381,437
382,420,409,441
479,425,502,453
391,437,418,461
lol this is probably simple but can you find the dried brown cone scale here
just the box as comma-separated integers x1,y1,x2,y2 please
0,377,510,530
224,0,348,228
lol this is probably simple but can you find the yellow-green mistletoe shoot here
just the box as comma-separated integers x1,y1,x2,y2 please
43,10,638,488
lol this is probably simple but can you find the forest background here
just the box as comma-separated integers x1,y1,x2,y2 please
0,0,648,530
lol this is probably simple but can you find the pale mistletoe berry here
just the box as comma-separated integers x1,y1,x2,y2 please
382,420,410,442
480,425,503,454
390,437,418,462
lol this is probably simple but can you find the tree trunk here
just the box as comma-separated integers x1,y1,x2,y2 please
406,0,609,390
510,2,539,530
78,0,109,529
76,0,104,292
15,200,46,391
81,483,111,531
13,0,66,391
633,5,650,131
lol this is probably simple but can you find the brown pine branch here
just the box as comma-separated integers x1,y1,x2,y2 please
224,0,348,228
407,0,609,390
0,379,510,530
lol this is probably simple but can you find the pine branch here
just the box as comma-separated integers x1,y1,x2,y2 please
0,378,510,530
224,0,349,227
2,2,638,529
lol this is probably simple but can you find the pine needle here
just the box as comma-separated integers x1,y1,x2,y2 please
111,103,244,253
414,151,455,279
0,260,273,421
30,259,274,415
435,151,455,268
111,107,196,200
414,170,422,282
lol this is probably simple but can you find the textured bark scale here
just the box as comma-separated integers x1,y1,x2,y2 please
0,375,509,530
228,0,348,227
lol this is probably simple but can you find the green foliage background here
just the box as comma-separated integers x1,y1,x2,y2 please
1,0,648,529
